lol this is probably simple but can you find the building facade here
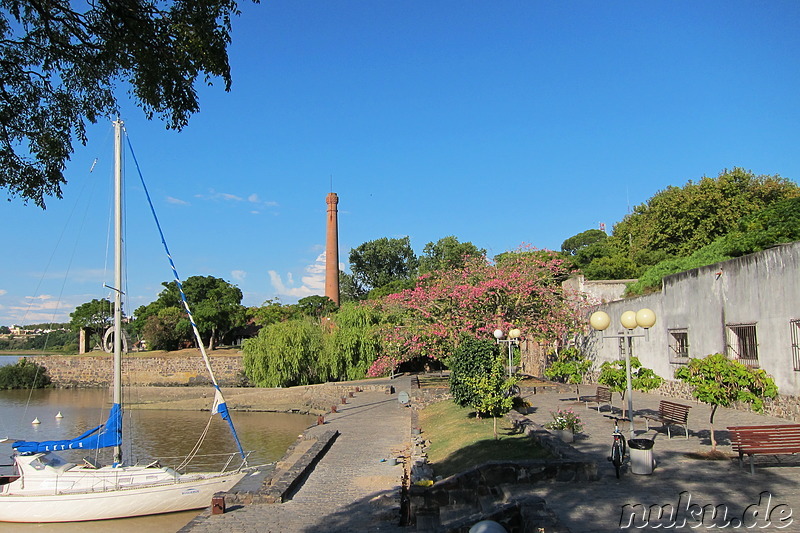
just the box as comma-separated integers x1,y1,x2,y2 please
587,241,800,407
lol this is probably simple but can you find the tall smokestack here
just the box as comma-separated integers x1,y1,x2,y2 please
325,192,340,306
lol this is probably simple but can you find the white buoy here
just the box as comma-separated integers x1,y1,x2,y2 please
32,418,40,425
56,412,63,419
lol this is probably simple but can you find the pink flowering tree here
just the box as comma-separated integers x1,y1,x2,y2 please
366,246,587,376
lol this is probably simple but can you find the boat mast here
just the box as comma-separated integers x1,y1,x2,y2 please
113,119,124,465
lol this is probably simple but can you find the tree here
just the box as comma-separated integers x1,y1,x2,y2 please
597,356,663,415
613,168,799,262
626,196,800,295
134,275,246,350
418,236,486,274
1,0,248,208
339,271,368,302
448,336,501,409
675,353,778,450
249,298,302,327
141,307,187,351
464,358,518,440
319,302,386,382
0,359,51,389
348,237,418,292
381,247,586,366
543,346,593,395
69,298,113,334
296,295,338,318
242,318,324,387
561,229,608,257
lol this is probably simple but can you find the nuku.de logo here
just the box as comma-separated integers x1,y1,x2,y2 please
619,491,793,529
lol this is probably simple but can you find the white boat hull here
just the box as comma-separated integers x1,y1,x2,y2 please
0,470,246,523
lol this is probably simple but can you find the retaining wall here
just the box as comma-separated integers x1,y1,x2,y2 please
27,354,245,387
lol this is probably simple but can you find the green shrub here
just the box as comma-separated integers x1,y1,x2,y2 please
448,336,500,408
0,359,51,389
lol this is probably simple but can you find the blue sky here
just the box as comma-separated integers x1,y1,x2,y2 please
2,0,799,325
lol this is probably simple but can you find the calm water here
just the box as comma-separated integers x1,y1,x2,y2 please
0,356,19,367
0,388,315,532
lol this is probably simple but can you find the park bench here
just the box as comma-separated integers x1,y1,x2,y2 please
581,386,612,412
728,424,800,474
643,400,691,439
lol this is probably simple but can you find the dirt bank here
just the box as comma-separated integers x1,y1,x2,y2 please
126,380,392,416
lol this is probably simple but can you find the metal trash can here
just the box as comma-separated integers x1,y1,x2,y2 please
628,438,655,475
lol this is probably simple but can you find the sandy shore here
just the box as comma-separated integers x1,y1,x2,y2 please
126,380,391,415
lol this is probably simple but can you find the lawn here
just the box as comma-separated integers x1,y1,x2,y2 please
418,400,552,479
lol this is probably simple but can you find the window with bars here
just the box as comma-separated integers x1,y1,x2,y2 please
791,319,800,371
668,329,689,363
726,323,759,367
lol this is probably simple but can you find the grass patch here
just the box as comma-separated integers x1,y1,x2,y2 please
418,400,552,479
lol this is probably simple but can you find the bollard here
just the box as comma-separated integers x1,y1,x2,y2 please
341,396,347,404
331,405,337,413
317,415,325,425
348,391,354,398
211,495,226,515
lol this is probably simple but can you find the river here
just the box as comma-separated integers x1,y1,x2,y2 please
0,387,315,532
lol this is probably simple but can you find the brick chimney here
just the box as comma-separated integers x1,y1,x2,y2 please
325,192,340,306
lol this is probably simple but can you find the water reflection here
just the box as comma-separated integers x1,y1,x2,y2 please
0,388,314,532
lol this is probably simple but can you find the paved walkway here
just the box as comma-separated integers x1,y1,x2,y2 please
182,376,414,533
182,380,800,532
516,388,800,532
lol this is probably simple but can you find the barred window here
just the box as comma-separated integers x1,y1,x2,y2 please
726,323,759,368
791,319,800,371
668,329,689,363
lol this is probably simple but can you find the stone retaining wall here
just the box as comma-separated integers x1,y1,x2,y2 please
585,374,800,422
28,354,245,387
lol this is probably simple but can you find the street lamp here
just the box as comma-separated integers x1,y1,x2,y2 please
493,328,521,379
589,308,656,439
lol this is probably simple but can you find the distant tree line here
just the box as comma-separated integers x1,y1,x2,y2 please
559,168,800,294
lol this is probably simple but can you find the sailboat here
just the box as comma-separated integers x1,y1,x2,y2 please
0,120,251,523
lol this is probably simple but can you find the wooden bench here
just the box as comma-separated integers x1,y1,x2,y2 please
581,386,612,412
643,400,691,439
728,424,800,474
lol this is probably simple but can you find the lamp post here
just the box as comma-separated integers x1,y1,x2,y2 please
493,328,521,379
589,308,656,439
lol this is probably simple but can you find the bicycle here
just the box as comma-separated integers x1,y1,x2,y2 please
607,416,627,478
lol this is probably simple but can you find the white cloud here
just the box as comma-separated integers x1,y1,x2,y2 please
248,193,260,203
268,253,327,299
231,270,247,282
0,289,6,296
166,196,189,205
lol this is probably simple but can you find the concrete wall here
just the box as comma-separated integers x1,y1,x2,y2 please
28,354,245,387
589,242,800,400
562,275,632,304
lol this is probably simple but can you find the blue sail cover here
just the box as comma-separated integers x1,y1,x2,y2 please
12,403,122,454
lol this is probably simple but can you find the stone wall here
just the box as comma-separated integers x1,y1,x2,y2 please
27,354,245,387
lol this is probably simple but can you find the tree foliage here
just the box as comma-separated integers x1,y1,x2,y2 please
242,302,393,387
348,236,418,292
381,247,586,364
463,358,518,440
69,298,113,334
613,168,799,262
418,236,486,274
241,318,324,387
626,196,800,295
543,346,592,394
597,356,663,403
296,295,338,318
448,337,501,409
0,358,51,389
0,0,247,208
674,353,778,450
134,275,246,350
141,307,187,351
